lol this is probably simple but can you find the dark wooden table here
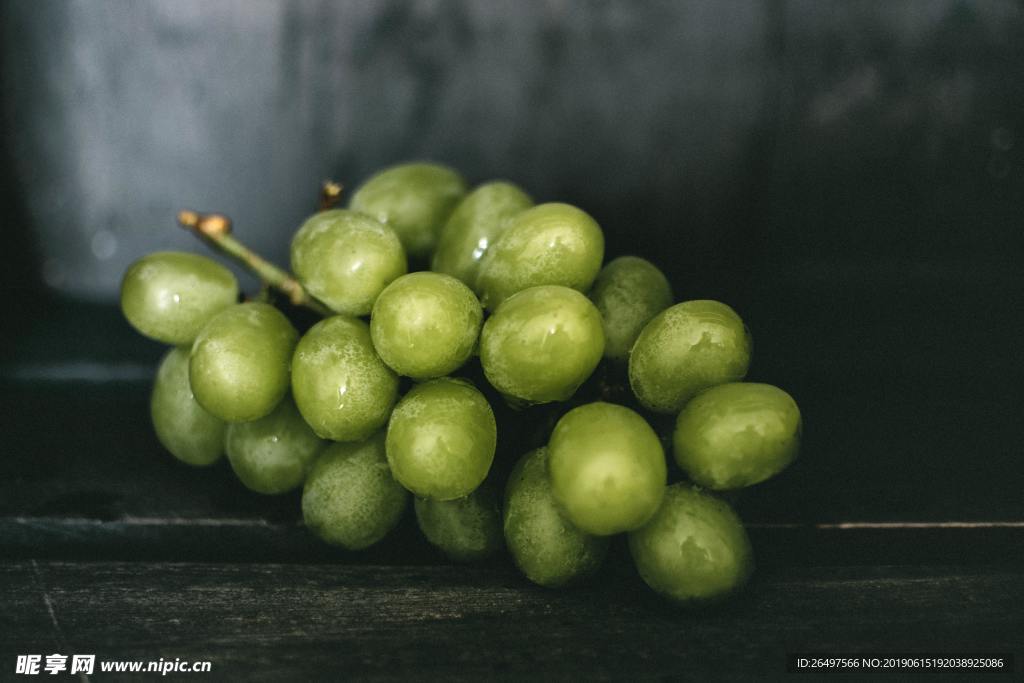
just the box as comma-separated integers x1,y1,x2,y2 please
1,300,1022,680
2,561,1020,681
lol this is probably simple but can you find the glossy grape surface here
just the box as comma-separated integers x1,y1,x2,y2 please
548,402,666,535
414,486,503,562
290,209,407,316
628,483,753,603
189,302,298,423
674,382,801,490
629,300,752,413
503,448,608,587
480,285,604,404
291,315,399,442
150,347,225,466
431,181,533,287
301,432,408,550
225,395,326,494
476,203,605,309
370,272,482,379
121,251,238,345
349,162,467,260
589,256,673,361
385,378,496,500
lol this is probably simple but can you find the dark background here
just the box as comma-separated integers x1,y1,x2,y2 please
2,0,1021,538
1,2,1022,678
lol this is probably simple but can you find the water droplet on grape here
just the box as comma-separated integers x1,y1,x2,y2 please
472,237,489,260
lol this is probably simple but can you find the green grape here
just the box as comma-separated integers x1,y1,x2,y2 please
385,378,496,500
189,302,298,423
291,315,399,442
430,181,533,287
673,382,801,490
370,272,483,379
349,162,467,260
479,285,604,404
629,300,752,413
476,202,604,310
628,483,753,603
503,448,609,587
225,395,326,494
290,209,407,316
589,256,673,361
414,485,503,562
150,347,225,466
302,431,408,550
121,251,238,345
547,402,666,535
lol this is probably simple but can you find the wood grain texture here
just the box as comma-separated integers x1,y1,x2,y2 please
0,562,1020,681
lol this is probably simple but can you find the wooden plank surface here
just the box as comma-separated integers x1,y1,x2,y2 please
0,562,1020,681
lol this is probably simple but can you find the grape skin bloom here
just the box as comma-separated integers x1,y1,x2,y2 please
547,402,667,535
188,302,298,423
431,181,533,288
225,394,326,495
629,300,752,413
476,202,605,310
480,285,605,404
370,272,483,380
629,483,753,603
302,431,408,550
150,346,225,467
414,485,504,562
291,315,399,442
589,255,673,361
385,378,497,501
290,209,407,316
673,382,801,490
504,448,609,587
349,162,467,261
121,251,238,345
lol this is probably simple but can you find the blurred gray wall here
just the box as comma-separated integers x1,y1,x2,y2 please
2,0,1022,301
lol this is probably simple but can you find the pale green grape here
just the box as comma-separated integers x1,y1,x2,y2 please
370,272,482,379
431,181,533,287
476,203,604,310
385,378,496,500
479,285,604,404
629,483,753,603
349,162,467,260
547,402,666,535
589,256,673,361
302,431,408,550
225,395,326,494
674,382,801,490
629,300,752,413
414,486,503,562
503,448,608,587
121,251,238,345
290,209,407,316
292,315,399,442
189,302,298,423
150,347,225,466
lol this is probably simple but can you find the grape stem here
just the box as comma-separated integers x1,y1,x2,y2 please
177,209,333,317
318,180,344,211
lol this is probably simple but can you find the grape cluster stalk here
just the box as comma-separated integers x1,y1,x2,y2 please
122,162,803,604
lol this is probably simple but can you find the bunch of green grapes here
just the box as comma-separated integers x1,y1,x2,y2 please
122,161,802,605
